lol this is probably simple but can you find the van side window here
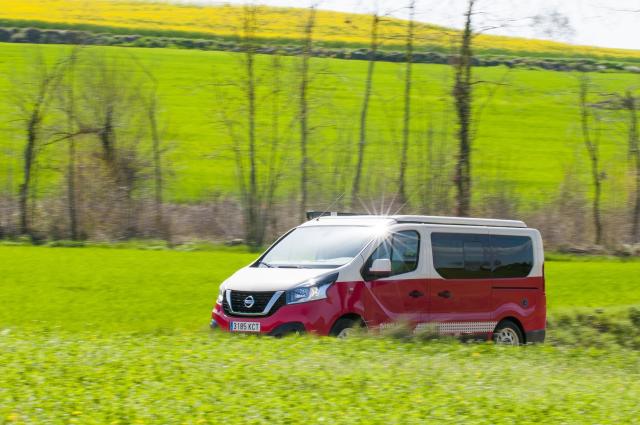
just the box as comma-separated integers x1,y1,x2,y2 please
431,233,491,279
491,235,534,278
364,230,420,278
391,231,420,275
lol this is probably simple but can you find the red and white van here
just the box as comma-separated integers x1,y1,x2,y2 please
211,215,546,344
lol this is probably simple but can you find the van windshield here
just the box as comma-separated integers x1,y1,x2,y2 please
258,226,379,269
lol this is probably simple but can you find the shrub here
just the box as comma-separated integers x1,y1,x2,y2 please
630,308,640,328
0,28,10,42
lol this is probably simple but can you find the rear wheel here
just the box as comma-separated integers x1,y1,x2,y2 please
493,320,523,346
330,317,363,338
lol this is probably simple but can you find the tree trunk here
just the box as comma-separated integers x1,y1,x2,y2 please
299,6,316,221
453,0,474,217
398,0,415,209
627,92,640,242
66,59,79,241
247,29,258,246
148,93,165,239
579,75,603,245
242,6,261,248
19,116,38,236
67,129,78,240
264,52,283,237
351,13,379,208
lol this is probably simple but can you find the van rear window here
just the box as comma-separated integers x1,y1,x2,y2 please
491,235,534,278
431,233,533,279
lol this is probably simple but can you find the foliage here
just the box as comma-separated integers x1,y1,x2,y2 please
548,307,640,349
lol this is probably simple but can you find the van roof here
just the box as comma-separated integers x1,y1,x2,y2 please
301,214,527,228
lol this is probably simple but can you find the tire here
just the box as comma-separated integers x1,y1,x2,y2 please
330,317,363,338
493,320,524,346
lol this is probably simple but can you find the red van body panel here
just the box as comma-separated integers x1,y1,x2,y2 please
428,277,492,322
490,276,547,332
212,274,546,340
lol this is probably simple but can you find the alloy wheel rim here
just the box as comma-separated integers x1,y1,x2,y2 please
495,328,519,345
337,327,355,339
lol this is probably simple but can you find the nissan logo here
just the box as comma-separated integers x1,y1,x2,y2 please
244,295,255,309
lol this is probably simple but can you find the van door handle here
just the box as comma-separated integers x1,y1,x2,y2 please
438,290,452,299
408,290,424,298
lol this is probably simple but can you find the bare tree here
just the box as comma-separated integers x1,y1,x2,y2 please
452,0,475,217
263,50,291,235
78,52,146,238
351,11,380,207
623,91,640,242
213,5,291,248
578,74,604,245
598,90,640,242
56,49,81,240
244,5,260,246
12,52,67,236
134,59,168,240
398,0,416,208
299,5,317,220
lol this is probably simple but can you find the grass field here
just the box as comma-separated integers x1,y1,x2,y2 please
3,0,640,61
1,42,638,205
2,246,640,423
1,246,639,332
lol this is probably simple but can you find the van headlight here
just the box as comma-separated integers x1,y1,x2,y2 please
286,273,339,304
216,287,224,304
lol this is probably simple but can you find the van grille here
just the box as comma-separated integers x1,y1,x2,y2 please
223,290,285,317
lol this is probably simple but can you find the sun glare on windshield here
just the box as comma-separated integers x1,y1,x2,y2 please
259,226,380,269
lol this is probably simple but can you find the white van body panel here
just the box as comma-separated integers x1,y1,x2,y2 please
223,215,544,290
221,267,337,292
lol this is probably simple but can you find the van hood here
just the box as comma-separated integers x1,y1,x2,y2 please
222,267,336,292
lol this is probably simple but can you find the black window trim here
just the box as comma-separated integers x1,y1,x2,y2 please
361,229,421,281
430,231,534,280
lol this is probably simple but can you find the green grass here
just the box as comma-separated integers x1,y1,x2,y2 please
1,245,639,335
0,245,257,332
547,258,640,310
1,42,638,205
3,331,640,424
1,245,639,332
2,246,640,423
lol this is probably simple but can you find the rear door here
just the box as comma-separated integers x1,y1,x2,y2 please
428,231,495,335
489,232,546,332
362,229,428,326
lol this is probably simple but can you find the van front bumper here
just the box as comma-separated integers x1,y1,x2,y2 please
211,297,342,336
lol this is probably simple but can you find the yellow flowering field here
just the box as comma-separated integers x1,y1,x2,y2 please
1,0,640,60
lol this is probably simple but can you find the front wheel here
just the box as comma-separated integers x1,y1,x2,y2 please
493,320,523,346
330,317,363,338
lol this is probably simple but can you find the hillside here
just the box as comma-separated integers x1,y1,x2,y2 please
0,42,636,205
1,0,640,61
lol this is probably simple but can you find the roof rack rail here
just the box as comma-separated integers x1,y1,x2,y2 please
306,212,527,228
393,215,527,228
305,211,362,220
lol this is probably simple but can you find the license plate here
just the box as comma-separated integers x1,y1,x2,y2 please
230,321,261,333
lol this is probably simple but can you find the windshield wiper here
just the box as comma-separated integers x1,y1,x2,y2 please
259,261,275,268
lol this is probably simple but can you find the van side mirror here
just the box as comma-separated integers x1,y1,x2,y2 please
369,258,392,277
